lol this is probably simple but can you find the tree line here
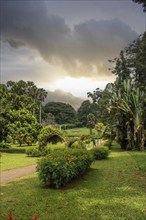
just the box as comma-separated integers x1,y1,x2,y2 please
88,32,146,150
0,79,95,144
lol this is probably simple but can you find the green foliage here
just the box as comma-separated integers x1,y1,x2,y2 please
95,122,106,138
61,122,82,130
110,79,145,150
0,141,11,149
37,148,94,188
77,100,97,126
38,126,65,148
0,80,47,141
26,147,42,157
88,32,146,151
0,148,26,153
91,146,110,160
86,113,97,135
70,140,85,149
67,138,79,148
88,83,114,128
43,102,77,124
65,127,93,138
103,140,113,149
7,109,41,146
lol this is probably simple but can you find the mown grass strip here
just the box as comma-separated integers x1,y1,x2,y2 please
0,153,37,171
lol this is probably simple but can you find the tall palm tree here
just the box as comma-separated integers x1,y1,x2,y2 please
36,88,47,123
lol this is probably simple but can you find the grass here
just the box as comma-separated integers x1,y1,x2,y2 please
128,150,146,171
65,127,96,137
47,142,66,150
0,153,37,171
1,144,146,220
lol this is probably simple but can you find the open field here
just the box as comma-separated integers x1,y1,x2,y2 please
65,127,96,137
0,153,37,171
1,145,146,220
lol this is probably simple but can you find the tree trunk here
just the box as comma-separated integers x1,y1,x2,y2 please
89,128,92,135
39,103,41,124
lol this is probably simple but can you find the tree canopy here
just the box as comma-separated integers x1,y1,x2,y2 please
89,32,146,150
43,102,77,124
77,100,97,126
0,80,47,143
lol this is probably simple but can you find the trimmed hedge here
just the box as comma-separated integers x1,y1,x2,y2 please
37,148,94,188
91,146,110,160
0,148,26,153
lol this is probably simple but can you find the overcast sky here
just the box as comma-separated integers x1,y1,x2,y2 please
1,0,145,98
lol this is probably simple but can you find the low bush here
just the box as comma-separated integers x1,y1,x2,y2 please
37,148,94,188
26,147,42,157
91,146,110,160
71,140,85,149
0,148,26,153
67,138,85,149
0,141,11,149
104,140,113,149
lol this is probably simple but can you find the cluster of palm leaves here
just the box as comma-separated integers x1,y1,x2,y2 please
110,79,146,150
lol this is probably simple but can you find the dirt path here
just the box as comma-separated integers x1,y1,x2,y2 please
0,164,36,184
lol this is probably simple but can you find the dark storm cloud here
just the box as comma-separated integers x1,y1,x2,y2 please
1,0,138,78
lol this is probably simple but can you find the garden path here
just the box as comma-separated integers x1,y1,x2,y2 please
0,164,36,184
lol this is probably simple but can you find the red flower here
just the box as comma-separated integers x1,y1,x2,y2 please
33,215,38,220
8,211,12,220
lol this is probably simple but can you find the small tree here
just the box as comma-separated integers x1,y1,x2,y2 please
86,113,96,135
95,122,106,138
7,109,41,146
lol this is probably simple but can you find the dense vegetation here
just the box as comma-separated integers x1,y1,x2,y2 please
37,148,94,188
43,102,77,124
0,80,47,144
88,32,146,151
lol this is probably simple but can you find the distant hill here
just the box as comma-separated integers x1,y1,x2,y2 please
44,89,84,110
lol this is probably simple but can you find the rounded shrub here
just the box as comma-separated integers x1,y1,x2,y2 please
37,148,94,188
26,147,42,157
91,146,110,160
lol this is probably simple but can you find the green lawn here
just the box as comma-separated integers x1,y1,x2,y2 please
65,127,96,137
0,153,37,171
1,145,146,220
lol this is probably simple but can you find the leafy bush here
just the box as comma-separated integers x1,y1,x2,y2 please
0,141,11,149
37,148,94,188
26,147,42,157
91,146,110,160
67,138,85,149
38,126,65,147
0,148,26,153
104,140,113,149
71,141,85,149
80,134,91,141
